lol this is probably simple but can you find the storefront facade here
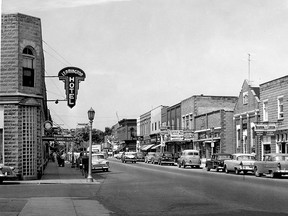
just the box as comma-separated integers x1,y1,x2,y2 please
116,119,137,152
194,109,234,159
181,95,238,155
257,75,288,161
233,80,260,155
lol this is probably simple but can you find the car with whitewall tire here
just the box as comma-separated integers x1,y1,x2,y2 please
224,153,256,175
254,153,288,178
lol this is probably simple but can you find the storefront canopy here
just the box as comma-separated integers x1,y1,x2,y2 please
141,144,154,151
151,144,161,149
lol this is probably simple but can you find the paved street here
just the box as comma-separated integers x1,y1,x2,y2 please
1,159,288,215
93,158,288,216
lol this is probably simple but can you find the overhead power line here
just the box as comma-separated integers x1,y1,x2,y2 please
42,40,72,66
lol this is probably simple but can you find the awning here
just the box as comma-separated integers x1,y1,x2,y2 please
141,144,154,151
151,144,161,149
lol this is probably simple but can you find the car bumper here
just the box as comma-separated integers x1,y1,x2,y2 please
161,160,174,164
124,159,137,162
238,166,254,171
92,165,109,170
185,162,200,166
275,170,288,174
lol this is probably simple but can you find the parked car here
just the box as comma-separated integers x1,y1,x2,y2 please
145,152,156,163
114,152,124,160
136,152,145,162
177,149,201,168
91,153,109,172
206,153,233,172
153,152,174,165
0,164,19,184
151,152,162,164
121,152,137,163
254,153,288,178
224,153,256,175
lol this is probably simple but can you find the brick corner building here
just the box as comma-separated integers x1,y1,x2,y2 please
0,13,50,180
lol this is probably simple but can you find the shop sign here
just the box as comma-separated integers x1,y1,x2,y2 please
54,135,74,142
168,130,184,141
254,122,276,132
183,130,194,141
254,122,276,136
58,67,86,108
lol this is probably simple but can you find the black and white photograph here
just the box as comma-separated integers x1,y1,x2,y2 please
1,0,288,215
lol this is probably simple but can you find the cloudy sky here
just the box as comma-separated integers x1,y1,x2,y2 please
2,0,288,130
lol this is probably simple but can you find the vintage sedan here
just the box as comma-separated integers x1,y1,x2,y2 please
224,153,256,175
254,153,288,178
91,153,109,172
177,149,201,168
0,164,19,184
136,152,145,162
206,153,232,172
153,152,174,165
121,152,137,163
144,152,156,163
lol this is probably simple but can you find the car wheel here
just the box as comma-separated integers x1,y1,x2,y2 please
206,167,210,171
178,163,181,168
225,166,229,173
235,168,239,175
182,162,186,168
254,167,262,177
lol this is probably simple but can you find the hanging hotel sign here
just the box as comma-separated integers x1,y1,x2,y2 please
58,67,86,108
254,122,276,136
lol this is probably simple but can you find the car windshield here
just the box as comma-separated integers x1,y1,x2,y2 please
218,155,231,160
273,156,288,161
137,153,144,156
92,155,105,161
126,152,136,155
187,152,198,156
163,153,173,157
237,155,255,161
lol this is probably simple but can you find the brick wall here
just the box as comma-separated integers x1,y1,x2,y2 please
1,13,46,180
260,76,288,124
1,14,19,93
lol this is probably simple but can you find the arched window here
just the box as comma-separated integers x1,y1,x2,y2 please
22,47,35,87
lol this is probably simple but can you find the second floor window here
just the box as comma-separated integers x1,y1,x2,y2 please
263,100,268,121
278,96,284,119
22,47,35,87
243,91,248,105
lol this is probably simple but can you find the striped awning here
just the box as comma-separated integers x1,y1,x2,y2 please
151,144,161,149
140,144,155,151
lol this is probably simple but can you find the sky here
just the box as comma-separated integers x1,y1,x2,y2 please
2,0,288,131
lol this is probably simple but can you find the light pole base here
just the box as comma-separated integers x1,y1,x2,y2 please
87,175,93,182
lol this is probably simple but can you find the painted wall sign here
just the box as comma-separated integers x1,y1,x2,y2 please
58,67,86,108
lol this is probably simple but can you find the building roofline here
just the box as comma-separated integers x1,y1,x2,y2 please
260,75,288,86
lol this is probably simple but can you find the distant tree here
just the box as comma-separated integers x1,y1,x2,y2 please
104,127,112,136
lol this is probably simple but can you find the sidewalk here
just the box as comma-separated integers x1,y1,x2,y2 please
3,162,112,216
16,161,99,184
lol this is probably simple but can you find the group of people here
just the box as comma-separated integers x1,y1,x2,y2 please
50,151,66,167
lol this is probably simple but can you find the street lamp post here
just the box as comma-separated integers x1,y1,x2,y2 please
87,107,95,182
